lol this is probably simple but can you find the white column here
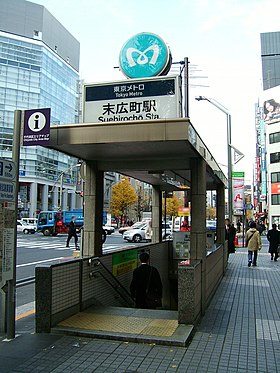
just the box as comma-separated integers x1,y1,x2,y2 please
29,182,37,217
70,191,76,210
42,184,48,211
62,190,68,210
52,187,59,210
152,186,161,243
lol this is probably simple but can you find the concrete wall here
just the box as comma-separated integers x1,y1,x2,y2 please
205,245,224,307
36,241,226,333
36,241,170,333
178,243,226,325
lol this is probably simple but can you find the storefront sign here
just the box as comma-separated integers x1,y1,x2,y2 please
271,183,280,194
83,76,181,123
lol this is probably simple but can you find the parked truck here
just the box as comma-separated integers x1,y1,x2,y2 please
37,209,107,242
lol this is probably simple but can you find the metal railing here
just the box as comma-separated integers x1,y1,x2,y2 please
16,276,35,288
88,257,135,307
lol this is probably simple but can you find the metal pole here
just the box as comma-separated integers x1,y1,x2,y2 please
227,114,233,222
59,173,63,210
184,57,189,118
7,110,22,339
195,96,233,222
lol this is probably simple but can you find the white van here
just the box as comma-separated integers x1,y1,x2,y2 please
21,218,38,226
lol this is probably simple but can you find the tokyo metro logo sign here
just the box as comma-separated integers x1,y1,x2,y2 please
119,33,172,79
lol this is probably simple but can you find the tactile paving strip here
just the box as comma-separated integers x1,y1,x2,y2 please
58,312,178,337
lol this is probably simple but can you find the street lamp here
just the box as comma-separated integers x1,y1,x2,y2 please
195,96,233,221
59,162,82,210
49,162,82,210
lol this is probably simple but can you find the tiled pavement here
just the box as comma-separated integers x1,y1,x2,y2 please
1,238,279,372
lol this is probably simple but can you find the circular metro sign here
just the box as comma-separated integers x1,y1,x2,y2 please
119,32,172,79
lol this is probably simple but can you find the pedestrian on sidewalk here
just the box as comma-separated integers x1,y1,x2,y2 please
130,252,162,309
225,218,236,256
245,221,262,267
267,223,280,261
66,216,78,248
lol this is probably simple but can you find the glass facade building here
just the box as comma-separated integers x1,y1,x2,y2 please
0,0,81,217
261,31,280,91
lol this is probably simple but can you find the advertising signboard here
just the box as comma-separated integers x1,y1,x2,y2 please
83,76,181,123
173,231,190,260
112,250,138,276
271,183,280,194
232,171,245,210
262,86,280,124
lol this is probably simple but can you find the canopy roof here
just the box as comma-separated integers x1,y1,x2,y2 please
47,118,227,192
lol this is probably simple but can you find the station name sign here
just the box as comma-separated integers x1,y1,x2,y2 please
83,76,181,123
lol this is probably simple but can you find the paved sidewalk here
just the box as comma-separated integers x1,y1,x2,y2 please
1,238,279,372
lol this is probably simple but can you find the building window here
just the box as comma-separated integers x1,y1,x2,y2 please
269,131,280,144
270,152,280,164
271,194,280,205
271,172,280,183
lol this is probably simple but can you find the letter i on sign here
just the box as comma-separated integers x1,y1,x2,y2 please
28,112,46,132
34,114,40,130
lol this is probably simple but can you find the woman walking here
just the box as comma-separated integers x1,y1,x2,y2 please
245,221,262,267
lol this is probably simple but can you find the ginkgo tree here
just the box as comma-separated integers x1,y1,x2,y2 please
110,176,137,225
162,193,181,220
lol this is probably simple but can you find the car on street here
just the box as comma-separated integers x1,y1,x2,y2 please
123,223,172,243
21,217,38,226
17,220,37,234
103,225,115,235
119,221,146,235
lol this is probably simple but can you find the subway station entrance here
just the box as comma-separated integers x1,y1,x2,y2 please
35,117,228,345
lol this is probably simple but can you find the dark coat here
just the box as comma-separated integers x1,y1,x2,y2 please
130,264,162,309
68,220,77,236
267,228,280,254
225,224,236,253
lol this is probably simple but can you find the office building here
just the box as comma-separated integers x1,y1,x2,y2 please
0,0,80,217
261,31,280,91
256,32,280,227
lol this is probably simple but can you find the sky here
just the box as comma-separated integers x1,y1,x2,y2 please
32,0,280,184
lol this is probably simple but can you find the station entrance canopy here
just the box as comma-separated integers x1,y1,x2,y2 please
47,118,227,192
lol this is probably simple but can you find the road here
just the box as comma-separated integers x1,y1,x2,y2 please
16,231,142,311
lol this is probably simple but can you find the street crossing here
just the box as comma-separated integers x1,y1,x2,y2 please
17,237,123,253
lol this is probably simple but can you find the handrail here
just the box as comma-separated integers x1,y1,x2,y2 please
89,258,135,307
16,276,35,288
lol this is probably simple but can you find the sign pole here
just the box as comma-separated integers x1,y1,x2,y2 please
7,110,21,339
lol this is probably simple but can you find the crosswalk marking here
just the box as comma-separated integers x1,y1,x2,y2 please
17,240,121,252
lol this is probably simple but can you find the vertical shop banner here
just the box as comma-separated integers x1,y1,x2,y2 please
259,118,267,198
232,171,245,210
